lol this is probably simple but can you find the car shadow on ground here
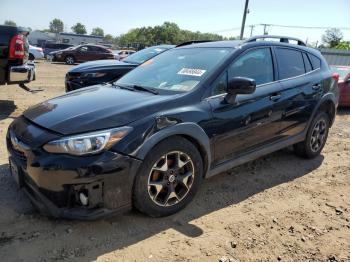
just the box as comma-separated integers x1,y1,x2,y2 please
0,148,325,260
0,100,17,121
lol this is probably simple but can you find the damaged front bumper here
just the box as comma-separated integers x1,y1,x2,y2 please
7,118,142,220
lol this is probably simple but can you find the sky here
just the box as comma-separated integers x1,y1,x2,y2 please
1,0,349,44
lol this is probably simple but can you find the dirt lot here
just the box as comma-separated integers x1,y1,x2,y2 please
0,62,349,262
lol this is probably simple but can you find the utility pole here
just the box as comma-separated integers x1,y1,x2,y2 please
249,25,255,37
239,0,249,40
261,23,269,35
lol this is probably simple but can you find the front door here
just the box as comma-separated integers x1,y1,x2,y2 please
206,47,284,166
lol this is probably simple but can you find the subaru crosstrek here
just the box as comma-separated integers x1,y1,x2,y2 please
7,36,339,219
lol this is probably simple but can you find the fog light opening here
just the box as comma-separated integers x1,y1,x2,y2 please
79,191,89,206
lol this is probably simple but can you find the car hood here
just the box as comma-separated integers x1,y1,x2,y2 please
23,85,174,135
69,60,137,73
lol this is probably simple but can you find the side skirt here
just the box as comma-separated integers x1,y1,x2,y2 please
206,133,305,178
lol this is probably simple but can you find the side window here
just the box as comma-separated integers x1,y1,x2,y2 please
309,54,321,70
228,48,274,86
212,71,228,96
275,48,305,79
302,53,312,72
80,46,88,52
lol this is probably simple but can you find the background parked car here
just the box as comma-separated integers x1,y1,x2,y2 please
0,25,35,87
48,44,114,64
29,45,44,60
42,42,73,58
331,65,350,106
65,45,174,91
114,49,136,60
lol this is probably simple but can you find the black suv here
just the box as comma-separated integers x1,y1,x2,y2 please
0,25,35,87
7,36,339,219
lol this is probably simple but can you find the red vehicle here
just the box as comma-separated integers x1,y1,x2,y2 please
330,65,350,106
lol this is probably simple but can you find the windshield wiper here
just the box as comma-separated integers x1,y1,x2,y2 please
113,83,158,95
132,85,158,95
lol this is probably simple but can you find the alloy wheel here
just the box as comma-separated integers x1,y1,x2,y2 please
66,57,74,64
147,151,195,207
310,118,327,153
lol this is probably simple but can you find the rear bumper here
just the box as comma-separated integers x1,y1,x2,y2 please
8,62,35,84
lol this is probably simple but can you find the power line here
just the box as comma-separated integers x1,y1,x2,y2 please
212,24,350,34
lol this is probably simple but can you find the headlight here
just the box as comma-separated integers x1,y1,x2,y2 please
43,127,132,156
82,72,107,78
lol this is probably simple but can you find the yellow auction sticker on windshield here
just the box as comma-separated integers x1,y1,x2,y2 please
178,68,206,77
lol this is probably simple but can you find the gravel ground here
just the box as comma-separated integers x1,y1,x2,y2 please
0,62,349,262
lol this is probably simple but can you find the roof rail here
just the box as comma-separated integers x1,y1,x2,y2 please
176,40,212,47
245,35,306,46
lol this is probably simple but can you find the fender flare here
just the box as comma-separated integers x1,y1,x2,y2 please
308,93,337,130
133,123,211,176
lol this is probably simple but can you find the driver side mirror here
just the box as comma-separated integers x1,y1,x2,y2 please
225,77,256,104
345,78,350,85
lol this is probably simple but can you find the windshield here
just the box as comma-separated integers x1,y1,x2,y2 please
124,46,171,64
331,66,350,80
116,47,231,92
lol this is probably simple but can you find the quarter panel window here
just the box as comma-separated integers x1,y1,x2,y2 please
228,48,274,86
275,48,305,79
302,53,312,72
309,54,321,70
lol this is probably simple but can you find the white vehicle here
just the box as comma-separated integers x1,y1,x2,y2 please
113,49,136,60
29,45,44,60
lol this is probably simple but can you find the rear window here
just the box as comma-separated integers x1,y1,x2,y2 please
309,54,321,70
275,48,305,79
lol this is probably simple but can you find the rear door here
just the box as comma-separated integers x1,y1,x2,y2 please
274,47,322,137
207,47,284,166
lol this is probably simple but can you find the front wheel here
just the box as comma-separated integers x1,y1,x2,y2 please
294,112,330,159
65,56,75,65
133,136,203,217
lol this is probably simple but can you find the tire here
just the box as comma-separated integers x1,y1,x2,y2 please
133,136,204,217
294,111,330,159
29,53,35,61
65,56,75,65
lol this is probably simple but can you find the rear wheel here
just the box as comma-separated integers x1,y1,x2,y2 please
65,56,75,65
133,136,203,217
294,112,330,159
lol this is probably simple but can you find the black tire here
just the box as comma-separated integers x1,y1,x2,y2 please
133,136,204,217
29,53,35,61
65,56,75,65
294,111,330,159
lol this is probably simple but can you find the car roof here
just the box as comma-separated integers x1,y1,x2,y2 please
178,40,243,49
177,39,321,58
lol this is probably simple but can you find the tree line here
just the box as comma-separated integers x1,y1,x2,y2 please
3,19,350,50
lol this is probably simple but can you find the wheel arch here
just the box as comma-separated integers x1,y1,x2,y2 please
313,94,337,127
134,123,211,177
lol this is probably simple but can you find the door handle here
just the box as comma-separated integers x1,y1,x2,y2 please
270,94,281,101
312,83,321,90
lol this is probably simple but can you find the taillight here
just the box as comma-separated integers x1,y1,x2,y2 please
332,73,339,82
9,34,25,60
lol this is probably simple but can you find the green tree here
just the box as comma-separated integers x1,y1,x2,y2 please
335,41,350,50
91,27,104,36
49,18,64,33
117,22,223,47
71,23,87,34
322,28,343,48
4,20,16,26
104,34,114,43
